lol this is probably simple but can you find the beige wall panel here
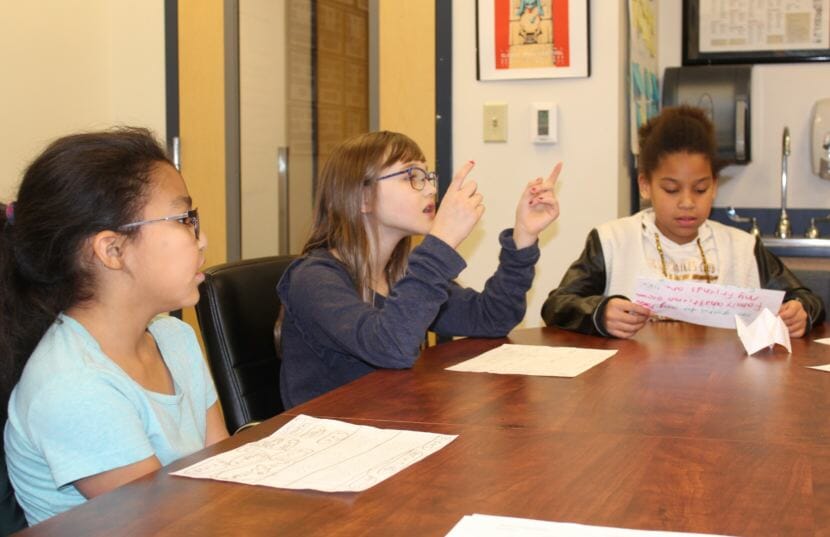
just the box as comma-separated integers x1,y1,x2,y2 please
106,1,167,141
378,2,435,165
0,0,165,200
178,0,228,328
378,1,435,253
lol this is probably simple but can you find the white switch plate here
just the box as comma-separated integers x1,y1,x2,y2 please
531,102,557,144
483,102,507,142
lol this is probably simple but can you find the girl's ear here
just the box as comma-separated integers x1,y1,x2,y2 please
360,185,374,214
637,173,652,200
90,230,128,270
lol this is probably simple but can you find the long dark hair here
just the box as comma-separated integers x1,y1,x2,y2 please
0,127,171,415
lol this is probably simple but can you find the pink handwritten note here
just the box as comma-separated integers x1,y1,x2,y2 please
632,278,785,329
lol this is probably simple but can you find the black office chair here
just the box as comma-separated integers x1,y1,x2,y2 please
195,255,296,434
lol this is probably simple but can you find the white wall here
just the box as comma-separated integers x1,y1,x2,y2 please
659,3,830,209
0,0,166,200
452,1,628,328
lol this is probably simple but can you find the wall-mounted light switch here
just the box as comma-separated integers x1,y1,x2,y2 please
483,102,507,142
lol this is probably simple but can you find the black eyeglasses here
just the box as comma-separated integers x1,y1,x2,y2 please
377,166,438,191
119,208,200,240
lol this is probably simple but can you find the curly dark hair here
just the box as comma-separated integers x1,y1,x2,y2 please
638,105,723,178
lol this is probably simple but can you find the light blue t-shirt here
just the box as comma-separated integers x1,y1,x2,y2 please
4,314,218,525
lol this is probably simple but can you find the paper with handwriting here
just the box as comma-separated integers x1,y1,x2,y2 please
633,278,785,329
171,414,456,492
445,514,735,536
446,344,617,378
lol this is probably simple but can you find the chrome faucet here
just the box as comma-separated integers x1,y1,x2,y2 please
775,127,792,238
726,206,761,238
805,214,830,238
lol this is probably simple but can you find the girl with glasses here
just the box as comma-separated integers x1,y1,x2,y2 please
276,130,561,408
0,128,228,526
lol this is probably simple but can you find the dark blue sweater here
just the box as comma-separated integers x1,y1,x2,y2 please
276,230,540,408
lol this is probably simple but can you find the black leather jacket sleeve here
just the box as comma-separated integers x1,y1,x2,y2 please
541,229,617,336
754,238,826,330
541,230,827,337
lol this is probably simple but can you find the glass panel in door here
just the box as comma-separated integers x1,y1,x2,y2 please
239,0,369,258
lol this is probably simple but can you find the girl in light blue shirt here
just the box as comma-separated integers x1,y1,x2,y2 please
0,128,229,525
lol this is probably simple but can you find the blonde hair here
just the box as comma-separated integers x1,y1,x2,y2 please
303,131,426,302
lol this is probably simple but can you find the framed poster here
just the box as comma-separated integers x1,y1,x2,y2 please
476,0,590,80
683,0,830,65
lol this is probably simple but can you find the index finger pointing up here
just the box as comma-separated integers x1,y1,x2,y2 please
547,162,563,186
451,160,476,190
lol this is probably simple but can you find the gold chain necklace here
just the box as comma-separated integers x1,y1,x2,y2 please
653,232,712,283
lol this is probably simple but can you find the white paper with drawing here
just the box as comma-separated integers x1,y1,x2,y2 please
171,414,456,492
446,344,617,377
632,278,785,329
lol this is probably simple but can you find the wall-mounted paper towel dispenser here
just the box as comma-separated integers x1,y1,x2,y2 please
811,98,830,179
662,65,752,165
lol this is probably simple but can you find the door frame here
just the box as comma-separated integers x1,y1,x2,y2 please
167,1,450,261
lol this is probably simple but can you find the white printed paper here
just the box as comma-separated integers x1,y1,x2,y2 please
699,0,830,53
445,514,734,536
633,278,785,329
446,344,616,378
808,363,830,372
171,415,456,492
735,308,791,355
814,338,830,346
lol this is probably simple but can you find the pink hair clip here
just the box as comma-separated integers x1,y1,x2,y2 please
4,202,14,224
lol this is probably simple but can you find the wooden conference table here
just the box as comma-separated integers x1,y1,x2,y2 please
18,323,830,536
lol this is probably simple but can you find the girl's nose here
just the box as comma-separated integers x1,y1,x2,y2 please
198,230,208,250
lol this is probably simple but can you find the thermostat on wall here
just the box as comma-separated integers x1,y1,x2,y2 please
531,102,557,144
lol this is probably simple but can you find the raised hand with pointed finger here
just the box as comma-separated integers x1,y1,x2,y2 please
513,162,561,249
429,160,485,249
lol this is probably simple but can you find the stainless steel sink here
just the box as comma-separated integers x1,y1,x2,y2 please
762,237,830,248
761,237,830,257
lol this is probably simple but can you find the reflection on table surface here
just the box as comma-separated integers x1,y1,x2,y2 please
18,323,830,537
